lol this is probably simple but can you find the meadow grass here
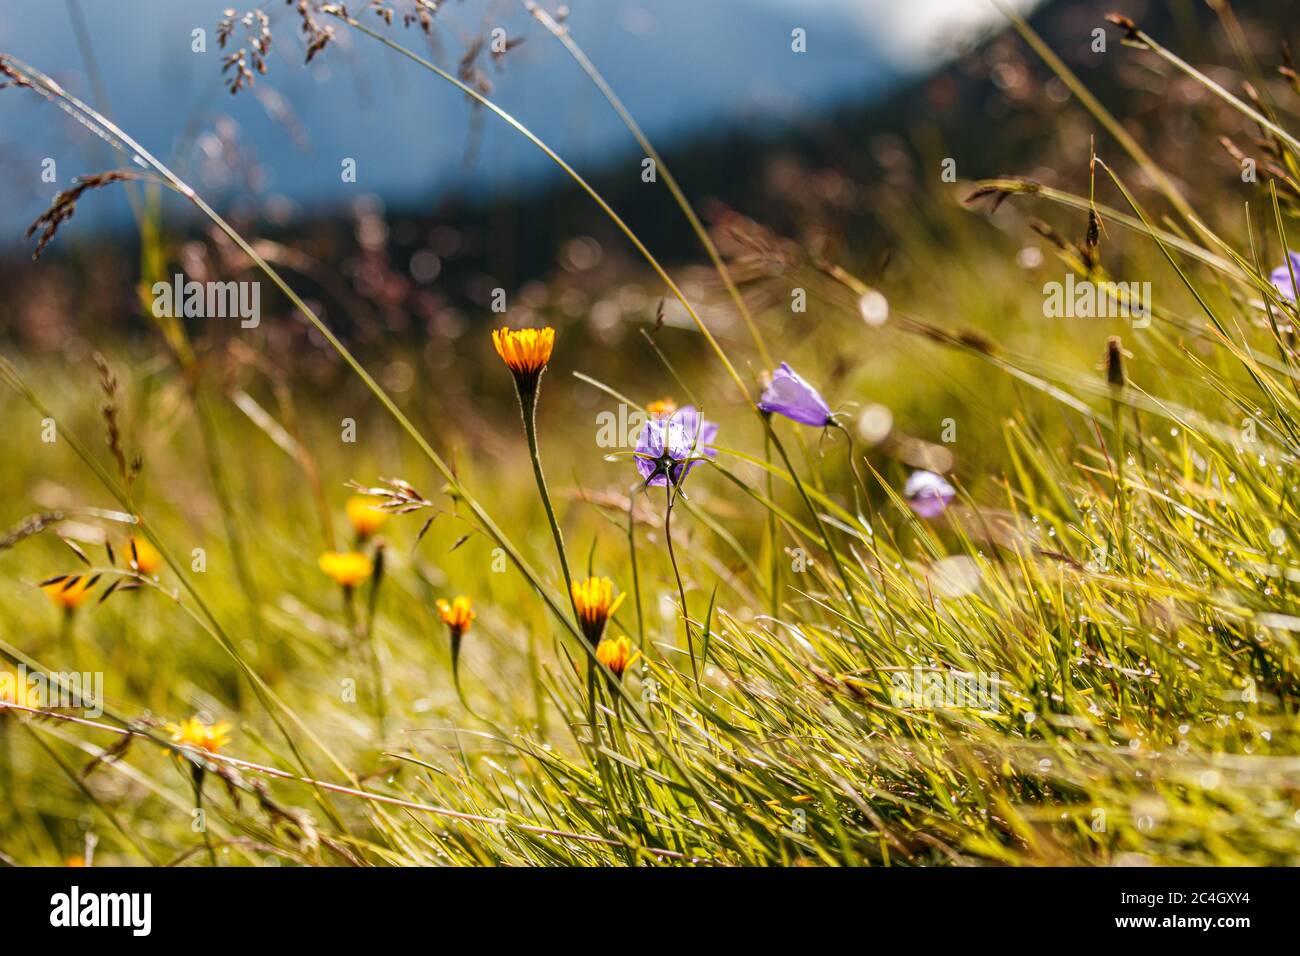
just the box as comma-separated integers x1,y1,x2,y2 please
2,4,1300,866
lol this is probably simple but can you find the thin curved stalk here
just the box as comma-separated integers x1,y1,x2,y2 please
521,0,773,369
1121,22,1300,159
328,13,753,404
997,3,1197,226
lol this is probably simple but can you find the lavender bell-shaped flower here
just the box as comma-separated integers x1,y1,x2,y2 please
1270,252,1300,302
758,362,832,427
905,469,956,518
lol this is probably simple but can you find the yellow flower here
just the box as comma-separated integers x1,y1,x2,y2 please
492,326,555,384
595,634,635,679
168,716,233,755
437,595,476,693
646,398,677,418
571,576,626,646
319,551,373,588
41,575,95,611
436,595,476,636
128,535,162,575
346,495,388,539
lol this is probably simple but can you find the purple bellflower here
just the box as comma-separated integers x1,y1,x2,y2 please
758,363,832,427
905,470,956,518
1271,253,1300,302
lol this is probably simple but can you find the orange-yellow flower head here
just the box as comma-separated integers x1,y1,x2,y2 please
571,576,626,646
41,575,95,611
128,535,162,575
645,398,677,418
346,495,388,539
168,716,233,755
319,551,373,588
436,595,476,637
595,634,635,679
492,326,555,393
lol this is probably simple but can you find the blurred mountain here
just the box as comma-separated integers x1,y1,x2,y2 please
420,0,1262,286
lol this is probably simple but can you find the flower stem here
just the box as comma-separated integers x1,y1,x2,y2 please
764,427,779,621
663,483,697,684
1110,394,1130,570
517,384,576,618
364,551,387,736
58,609,74,661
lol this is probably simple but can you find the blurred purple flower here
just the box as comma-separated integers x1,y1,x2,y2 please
758,362,832,427
905,470,955,518
1270,252,1300,302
